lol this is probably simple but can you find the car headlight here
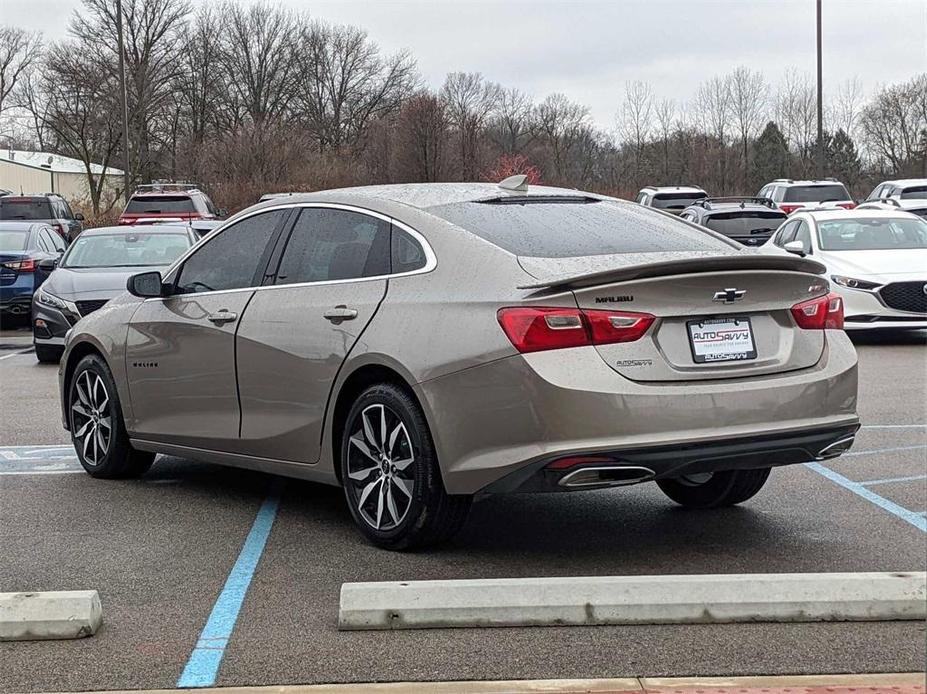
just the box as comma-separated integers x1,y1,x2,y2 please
830,275,881,290
36,289,72,311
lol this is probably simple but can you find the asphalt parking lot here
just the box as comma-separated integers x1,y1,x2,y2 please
0,326,924,693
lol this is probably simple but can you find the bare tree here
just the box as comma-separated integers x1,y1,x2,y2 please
617,80,654,181
396,92,448,182
296,21,416,152
489,87,535,154
727,66,768,188
775,69,816,175
440,72,501,179
219,1,300,128
0,26,42,119
535,93,590,182
693,76,732,191
830,76,864,141
653,98,677,180
860,74,927,176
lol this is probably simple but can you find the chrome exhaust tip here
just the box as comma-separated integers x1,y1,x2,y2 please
558,465,655,489
815,435,856,460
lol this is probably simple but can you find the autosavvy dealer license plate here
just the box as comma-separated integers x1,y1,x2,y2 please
687,317,757,363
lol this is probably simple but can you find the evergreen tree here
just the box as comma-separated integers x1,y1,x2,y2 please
827,128,861,187
750,121,790,192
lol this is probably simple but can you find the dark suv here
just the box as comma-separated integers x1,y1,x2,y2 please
0,194,84,242
118,183,223,225
679,197,787,246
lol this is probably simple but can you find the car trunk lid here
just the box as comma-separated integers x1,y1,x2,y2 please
519,252,828,382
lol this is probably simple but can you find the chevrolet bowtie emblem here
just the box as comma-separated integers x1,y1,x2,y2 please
713,288,747,303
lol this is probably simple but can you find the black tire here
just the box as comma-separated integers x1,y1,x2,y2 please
68,354,154,479
339,383,471,551
657,468,771,509
34,344,63,363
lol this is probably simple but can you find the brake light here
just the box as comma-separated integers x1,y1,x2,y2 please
790,292,844,330
836,201,856,210
497,307,655,353
55,223,68,239
779,203,802,214
1,258,36,272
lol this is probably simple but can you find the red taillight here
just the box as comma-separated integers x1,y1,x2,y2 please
55,223,68,238
779,203,802,214
1,258,36,272
790,292,844,330
497,307,655,353
837,201,856,210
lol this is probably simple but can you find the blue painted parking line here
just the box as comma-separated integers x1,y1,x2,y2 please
0,445,81,474
805,461,927,532
859,474,927,486
177,481,284,688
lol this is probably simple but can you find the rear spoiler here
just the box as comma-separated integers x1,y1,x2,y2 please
517,254,827,290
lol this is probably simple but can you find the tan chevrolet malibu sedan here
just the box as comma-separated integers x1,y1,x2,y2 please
59,181,859,550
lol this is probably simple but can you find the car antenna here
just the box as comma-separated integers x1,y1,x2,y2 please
498,174,529,192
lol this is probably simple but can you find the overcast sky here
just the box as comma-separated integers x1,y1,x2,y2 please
3,0,925,128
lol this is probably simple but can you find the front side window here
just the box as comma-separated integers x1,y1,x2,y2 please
774,220,798,246
274,208,390,285
817,217,927,251
62,232,192,269
176,210,286,292
794,221,813,254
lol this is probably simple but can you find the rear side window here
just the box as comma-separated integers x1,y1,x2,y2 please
275,208,390,285
0,199,53,220
126,195,196,214
177,210,287,293
651,192,706,210
704,211,786,237
900,185,927,200
391,227,427,273
427,199,733,258
783,185,850,203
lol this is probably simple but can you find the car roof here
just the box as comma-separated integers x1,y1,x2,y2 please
81,224,196,236
0,194,61,202
768,179,847,187
876,178,927,187
640,185,706,194
797,208,921,222
246,182,620,213
0,221,47,232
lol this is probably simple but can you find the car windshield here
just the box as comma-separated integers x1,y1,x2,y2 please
900,185,927,200
0,230,29,251
704,211,786,237
61,232,191,268
0,199,53,220
125,195,196,214
427,199,733,257
783,185,850,203
817,217,927,251
651,192,706,210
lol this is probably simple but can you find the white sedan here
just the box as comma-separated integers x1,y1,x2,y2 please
760,209,927,330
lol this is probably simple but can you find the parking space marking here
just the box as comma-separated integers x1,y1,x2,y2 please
0,348,33,361
861,424,927,429
844,445,927,458
0,445,81,474
177,481,284,689
805,462,927,532
859,474,927,486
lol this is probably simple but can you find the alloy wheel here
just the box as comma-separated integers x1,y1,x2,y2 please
346,403,415,531
71,370,112,467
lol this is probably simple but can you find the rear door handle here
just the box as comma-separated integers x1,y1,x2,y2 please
207,310,238,325
323,306,358,323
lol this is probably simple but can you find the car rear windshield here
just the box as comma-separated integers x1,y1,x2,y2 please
817,217,927,251
0,199,53,220
704,211,786,238
900,185,927,200
782,184,850,203
61,232,191,268
0,230,29,251
651,192,706,210
426,199,733,257
125,195,197,214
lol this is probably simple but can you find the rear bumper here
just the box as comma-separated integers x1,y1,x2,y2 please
0,282,36,313
417,330,858,495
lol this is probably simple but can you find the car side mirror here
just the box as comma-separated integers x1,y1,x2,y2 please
38,258,58,271
74,213,85,221
218,208,228,217
127,271,165,298
783,240,807,257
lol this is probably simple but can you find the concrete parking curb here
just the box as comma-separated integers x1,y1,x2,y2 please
35,673,927,694
0,590,101,641
338,571,927,630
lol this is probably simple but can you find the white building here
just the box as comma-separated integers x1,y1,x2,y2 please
0,149,123,202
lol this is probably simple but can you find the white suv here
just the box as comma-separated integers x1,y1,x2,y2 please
757,179,855,215
635,185,707,215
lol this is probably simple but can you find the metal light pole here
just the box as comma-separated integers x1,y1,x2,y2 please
116,0,132,202
815,0,824,179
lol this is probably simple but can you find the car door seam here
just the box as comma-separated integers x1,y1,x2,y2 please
235,290,258,438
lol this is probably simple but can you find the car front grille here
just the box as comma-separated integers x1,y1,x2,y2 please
879,282,927,313
76,299,108,316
